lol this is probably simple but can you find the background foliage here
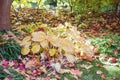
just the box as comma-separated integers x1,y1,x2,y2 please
12,0,120,12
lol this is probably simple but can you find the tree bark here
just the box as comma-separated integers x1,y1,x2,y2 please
113,0,119,12
0,0,13,31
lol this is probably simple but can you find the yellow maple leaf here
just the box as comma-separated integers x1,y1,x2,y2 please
31,43,40,54
21,47,30,55
49,49,56,56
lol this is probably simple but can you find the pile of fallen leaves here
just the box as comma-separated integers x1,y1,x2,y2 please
20,23,94,61
0,23,95,80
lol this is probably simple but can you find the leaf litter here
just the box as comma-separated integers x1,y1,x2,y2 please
0,9,120,80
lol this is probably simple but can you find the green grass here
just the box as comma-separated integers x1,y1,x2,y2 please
0,39,21,60
0,65,25,80
59,59,120,80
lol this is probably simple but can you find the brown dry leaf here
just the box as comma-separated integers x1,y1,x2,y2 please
26,69,33,75
0,42,6,45
65,54,76,63
7,31,22,44
26,59,37,68
70,69,82,77
81,53,93,61
86,55,93,61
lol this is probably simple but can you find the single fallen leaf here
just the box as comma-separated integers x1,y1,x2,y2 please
81,53,93,62
32,31,47,42
85,54,93,61
40,52,46,60
3,69,10,74
21,47,30,55
26,69,33,75
109,57,117,63
81,64,93,70
54,62,61,72
26,60,35,68
40,40,48,49
1,60,8,67
21,41,31,47
8,61,14,67
65,54,76,63
49,48,56,57
70,69,82,77
60,39,74,53
48,34,61,47
101,74,106,79
69,63,75,68
96,70,102,74
19,63,25,70
22,36,31,42
31,43,40,54
59,69,70,74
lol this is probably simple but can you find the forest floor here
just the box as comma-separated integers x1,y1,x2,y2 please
0,9,120,80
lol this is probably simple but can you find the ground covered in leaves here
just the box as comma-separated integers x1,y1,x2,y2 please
0,9,120,80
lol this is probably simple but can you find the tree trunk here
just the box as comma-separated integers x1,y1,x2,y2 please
115,2,119,12
0,0,13,31
113,0,119,12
